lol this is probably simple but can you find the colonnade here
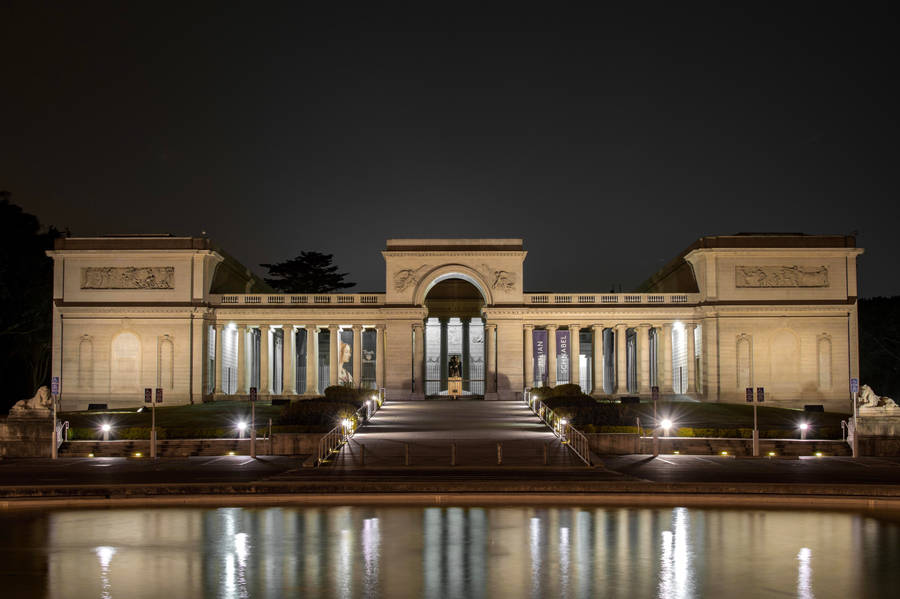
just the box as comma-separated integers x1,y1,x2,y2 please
523,322,699,396
212,323,384,397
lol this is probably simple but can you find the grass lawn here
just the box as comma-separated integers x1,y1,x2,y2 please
60,402,286,439
630,401,849,431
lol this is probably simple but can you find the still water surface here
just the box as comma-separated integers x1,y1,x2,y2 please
1,505,898,598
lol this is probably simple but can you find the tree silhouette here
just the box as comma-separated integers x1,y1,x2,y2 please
0,192,62,409
261,251,355,293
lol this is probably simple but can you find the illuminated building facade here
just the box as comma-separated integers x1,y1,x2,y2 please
48,235,862,411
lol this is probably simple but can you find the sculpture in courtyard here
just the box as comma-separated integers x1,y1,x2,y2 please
9,386,53,416
858,384,898,409
448,355,462,378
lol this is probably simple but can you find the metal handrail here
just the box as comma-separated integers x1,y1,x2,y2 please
524,392,592,466
315,389,384,466
56,421,69,448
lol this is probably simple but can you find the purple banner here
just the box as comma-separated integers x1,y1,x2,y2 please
556,329,570,384
533,329,548,386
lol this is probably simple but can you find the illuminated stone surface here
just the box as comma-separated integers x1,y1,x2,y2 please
47,234,862,411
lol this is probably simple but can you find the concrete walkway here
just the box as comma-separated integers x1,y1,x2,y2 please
327,399,584,468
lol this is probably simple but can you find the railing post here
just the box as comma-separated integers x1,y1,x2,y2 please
451,442,457,466
497,441,502,465
404,442,410,466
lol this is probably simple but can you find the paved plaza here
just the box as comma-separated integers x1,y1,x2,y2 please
327,399,583,468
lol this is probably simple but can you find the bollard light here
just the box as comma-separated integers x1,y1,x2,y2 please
237,421,247,438
101,424,111,432
341,419,353,433
559,418,567,427
661,419,673,433
100,423,112,441
799,423,809,431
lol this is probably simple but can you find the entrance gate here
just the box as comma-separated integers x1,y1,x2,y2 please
424,317,485,397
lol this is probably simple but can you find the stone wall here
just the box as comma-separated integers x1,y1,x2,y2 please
586,433,852,456
0,417,52,457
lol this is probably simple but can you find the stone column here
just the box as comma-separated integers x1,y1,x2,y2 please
615,324,628,394
236,325,247,394
412,323,425,396
547,325,558,387
214,324,224,394
328,325,339,388
375,324,385,390
305,325,318,395
662,323,674,394
352,325,362,388
439,318,449,390
462,318,471,392
569,324,581,390
591,324,604,395
523,324,534,389
485,323,497,394
259,325,270,394
686,323,697,394
282,325,294,395
638,324,651,394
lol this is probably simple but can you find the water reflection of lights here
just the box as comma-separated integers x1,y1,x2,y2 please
559,526,570,597
659,507,693,599
95,546,116,599
530,517,542,598
362,518,380,595
797,547,813,599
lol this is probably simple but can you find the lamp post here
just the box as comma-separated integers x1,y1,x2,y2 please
747,387,764,457
101,423,111,442
799,422,809,441
249,386,257,458
850,377,859,458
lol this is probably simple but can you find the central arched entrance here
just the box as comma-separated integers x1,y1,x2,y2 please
423,278,486,397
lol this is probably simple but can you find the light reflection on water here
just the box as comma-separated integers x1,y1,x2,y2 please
0,505,897,598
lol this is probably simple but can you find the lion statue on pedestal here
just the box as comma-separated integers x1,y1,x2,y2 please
858,384,898,409
9,386,53,416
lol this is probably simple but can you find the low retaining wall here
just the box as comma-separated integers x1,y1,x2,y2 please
0,417,52,457
587,433,853,456
55,433,323,457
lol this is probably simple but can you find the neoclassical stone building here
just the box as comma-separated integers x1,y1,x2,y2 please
49,234,862,412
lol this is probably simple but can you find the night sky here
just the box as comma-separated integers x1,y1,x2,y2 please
3,4,897,296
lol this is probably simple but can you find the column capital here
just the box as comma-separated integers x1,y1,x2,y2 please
637,323,652,330
591,323,604,331
684,322,697,330
546,324,558,331
485,323,497,331
523,323,534,330
662,322,673,331
328,324,340,331
214,322,224,330
374,323,386,331
282,324,294,330
412,322,423,331
351,324,363,331
568,323,581,331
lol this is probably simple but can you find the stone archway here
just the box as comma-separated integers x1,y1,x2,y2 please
412,264,494,307
420,275,487,397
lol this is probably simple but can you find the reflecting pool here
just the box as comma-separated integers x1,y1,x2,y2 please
0,505,898,598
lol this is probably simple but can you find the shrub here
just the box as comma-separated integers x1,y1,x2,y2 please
551,383,583,397
323,386,370,407
277,398,359,429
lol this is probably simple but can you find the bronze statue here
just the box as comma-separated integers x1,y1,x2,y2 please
448,355,462,378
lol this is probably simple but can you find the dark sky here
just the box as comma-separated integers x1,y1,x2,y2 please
3,4,897,296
